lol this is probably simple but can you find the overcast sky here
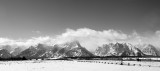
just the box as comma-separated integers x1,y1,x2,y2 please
0,0,160,39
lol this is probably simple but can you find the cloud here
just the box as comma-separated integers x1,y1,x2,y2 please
0,36,55,48
1,28,160,51
55,28,128,51
125,30,160,47
55,28,160,50
0,38,14,45
24,36,55,46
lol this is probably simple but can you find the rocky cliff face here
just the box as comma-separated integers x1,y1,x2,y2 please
95,43,145,56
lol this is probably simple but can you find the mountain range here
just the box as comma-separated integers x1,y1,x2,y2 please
0,41,160,59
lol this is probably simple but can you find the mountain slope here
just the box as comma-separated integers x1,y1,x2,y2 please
17,41,94,59
0,45,14,53
0,49,12,59
141,44,160,56
11,47,25,56
95,43,145,56
54,41,94,57
17,44,50,59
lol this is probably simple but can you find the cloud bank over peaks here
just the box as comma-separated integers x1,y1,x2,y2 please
1,28,160,51
49,29,160,51
0,36,55,48
55,28,128,51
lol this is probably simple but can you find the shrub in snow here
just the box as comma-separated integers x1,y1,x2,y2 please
120,62,123,65
128,63,130,66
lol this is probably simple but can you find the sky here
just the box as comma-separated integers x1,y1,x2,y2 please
0,0,160,50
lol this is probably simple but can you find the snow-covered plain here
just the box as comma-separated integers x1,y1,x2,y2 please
0,60,160,71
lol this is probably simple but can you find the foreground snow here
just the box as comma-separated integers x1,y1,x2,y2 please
0,60,160,71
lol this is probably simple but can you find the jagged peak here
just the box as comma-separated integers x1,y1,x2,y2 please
146,44,155,48
37,43,44,47
56,40,83,48
142,44,158,52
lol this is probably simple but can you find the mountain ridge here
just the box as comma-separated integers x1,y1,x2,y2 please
0,41,160,59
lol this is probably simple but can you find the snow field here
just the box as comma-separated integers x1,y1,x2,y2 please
0,60,160,71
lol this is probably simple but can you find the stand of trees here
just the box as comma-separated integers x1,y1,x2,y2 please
1,56,160,61
60,56,160,62
0,56,27,61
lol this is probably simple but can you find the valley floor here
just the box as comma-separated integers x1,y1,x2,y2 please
0,60,160,71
